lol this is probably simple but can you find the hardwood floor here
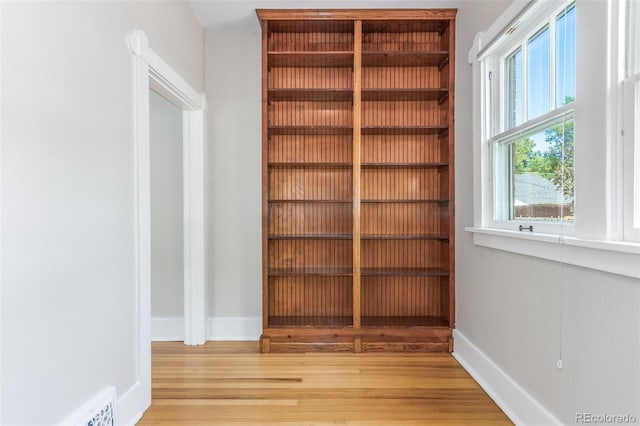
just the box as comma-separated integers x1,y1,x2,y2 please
138,341,512,425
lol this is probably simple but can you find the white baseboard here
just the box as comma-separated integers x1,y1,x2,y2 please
117,380,149,426
453,330,562,426
207,316,261,340
151,317,184,341
153,316,261,341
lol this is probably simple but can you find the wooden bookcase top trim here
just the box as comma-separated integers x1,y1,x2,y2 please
257,9,457,21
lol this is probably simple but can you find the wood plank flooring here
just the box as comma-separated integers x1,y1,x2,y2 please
138,341,511,425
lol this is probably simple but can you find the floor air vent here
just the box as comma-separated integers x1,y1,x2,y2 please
62,387,117,426
87,399,115,426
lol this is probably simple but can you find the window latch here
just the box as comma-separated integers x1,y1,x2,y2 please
519,225,533,232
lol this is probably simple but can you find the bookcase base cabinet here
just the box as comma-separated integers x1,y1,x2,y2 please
259,9,456,354
260,328,452,353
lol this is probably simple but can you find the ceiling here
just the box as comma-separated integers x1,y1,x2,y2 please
188,0,466,31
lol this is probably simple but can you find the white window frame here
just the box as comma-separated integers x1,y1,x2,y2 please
467,0,640,279
622,78,640,241
487,1,576,236
621,0,640,241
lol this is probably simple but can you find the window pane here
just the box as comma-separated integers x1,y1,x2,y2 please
527,26,550,119
628,0,640,77
509,118,574,221
506,48,522,129
634,81,640,229
556,4,576,106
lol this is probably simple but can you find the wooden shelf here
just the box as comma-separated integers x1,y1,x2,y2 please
269,125,353,135
362,51,448,67
361,316,449,327
268,316,353,328
361,267,449,277
269,199,352,203
269,267,353,276
268,233,353,240
361,162,447,169
361,126,448,135
268,51,354,67
269,88,353,102
362,88,447,102
268,20,354,34
361,199,449,204
362,20,448,33
269,162,352,169
361,234,448,240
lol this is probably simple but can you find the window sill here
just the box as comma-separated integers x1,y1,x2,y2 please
465,227,640,279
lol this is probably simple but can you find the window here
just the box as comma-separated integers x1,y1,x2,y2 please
490,2,576,233
527,26,550,119
622,0,640,241
467,0,640,278
555,5,576,107
495,113,574,223
505,48,522,129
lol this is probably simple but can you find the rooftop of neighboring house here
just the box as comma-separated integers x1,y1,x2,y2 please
514,172,573,205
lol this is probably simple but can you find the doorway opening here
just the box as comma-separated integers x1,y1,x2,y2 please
127,29,207,417
150,91,185,342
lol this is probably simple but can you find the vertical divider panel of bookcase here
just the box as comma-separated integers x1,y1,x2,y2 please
446,19,456,336
352,20,363,330
261,20,270,330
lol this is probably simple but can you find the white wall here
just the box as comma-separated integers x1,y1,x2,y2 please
205,29,263,327
150,91,184,320
0,1,203,425
456,249,639,424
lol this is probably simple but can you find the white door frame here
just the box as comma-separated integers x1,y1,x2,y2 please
126,28,207,418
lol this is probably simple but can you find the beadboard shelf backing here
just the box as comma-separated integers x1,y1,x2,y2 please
258,9,456,353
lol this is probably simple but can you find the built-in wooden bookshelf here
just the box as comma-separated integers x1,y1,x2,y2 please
258,9,456,353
